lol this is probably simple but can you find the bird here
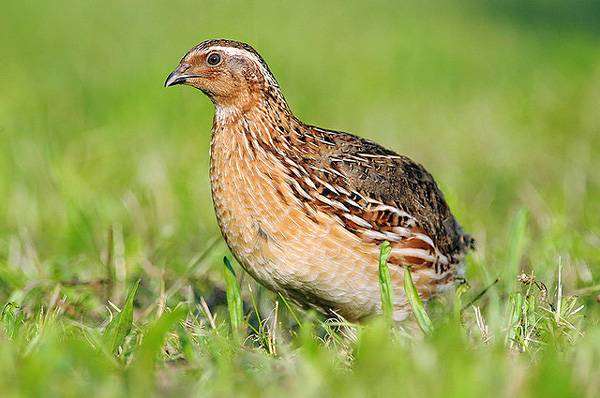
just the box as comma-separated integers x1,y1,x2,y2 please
165,39,474,322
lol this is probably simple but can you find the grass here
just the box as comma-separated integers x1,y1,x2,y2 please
377,241,394,324
1,0,600,396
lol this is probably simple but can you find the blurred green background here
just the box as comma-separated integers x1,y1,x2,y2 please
1,1,599,396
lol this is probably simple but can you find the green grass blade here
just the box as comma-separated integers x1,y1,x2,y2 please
555,257,563,324
103,279,140,354
223,256,244,339
132,307,186,368
505,292,524,346
278,292,302,327
506,208,528,287
378,242,394,323
404,267,433,335
128,307,187,395
453,281,470,320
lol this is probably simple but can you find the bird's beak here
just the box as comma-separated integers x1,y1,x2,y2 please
164,69,188,87
164,64,206,88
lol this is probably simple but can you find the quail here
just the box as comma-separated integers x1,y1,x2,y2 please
165,39,473,322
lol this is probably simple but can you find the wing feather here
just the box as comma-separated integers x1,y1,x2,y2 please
284,126,473,273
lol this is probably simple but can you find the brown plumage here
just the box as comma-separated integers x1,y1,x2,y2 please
165,39,473,322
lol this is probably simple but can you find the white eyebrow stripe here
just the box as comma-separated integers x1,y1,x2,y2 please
200,46,279,86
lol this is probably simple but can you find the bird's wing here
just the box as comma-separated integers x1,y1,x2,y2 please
287,127,472,273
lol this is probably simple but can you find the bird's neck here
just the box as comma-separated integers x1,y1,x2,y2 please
212,92,300,150
213,84,290,124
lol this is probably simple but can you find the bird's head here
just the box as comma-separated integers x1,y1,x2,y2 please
165,39,283,111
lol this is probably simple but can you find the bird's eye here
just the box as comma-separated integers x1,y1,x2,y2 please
207,52,221,66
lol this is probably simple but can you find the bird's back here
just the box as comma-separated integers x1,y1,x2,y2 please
318,128,473,259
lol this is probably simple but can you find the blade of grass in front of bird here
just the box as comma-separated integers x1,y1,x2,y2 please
278,292,302,327
103,279,140,355
404,267,433,335
224,256,244,341
378,242,394,324
247,284,270,348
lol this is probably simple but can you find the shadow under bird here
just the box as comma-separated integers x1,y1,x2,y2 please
165,39,473,322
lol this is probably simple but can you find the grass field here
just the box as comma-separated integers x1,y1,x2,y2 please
1,1,600,396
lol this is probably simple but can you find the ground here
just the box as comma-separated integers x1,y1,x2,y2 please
0,1,599,397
